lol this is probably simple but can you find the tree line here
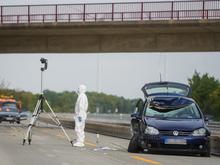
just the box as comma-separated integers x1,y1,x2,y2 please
0,85,137,114
188,71,220,120
1,71,220,120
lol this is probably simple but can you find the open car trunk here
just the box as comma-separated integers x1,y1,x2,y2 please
142,81,191,97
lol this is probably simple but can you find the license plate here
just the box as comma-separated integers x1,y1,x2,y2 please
164,138,187,145
6,117,13,120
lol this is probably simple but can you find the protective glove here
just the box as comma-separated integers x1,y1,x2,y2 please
78,116,82,122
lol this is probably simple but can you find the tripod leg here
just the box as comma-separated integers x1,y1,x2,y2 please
28,131,32,145
45,99,73,146
23,99,41,145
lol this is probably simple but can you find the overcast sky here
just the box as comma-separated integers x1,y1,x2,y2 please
0,0,220,99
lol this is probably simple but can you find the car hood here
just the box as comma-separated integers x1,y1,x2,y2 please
144,117,204,131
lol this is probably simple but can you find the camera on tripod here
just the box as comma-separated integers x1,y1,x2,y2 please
40,58,48,71
23,57,73,146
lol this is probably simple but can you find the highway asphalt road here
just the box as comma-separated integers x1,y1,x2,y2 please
0,121,219,165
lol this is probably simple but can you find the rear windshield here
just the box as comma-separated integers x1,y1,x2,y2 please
146,86,188,96
142,82,191,97
145,103,201,119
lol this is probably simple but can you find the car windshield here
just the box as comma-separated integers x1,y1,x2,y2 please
1,108,18,113
145,103,201,119
2,102,17,109
0,102,18,113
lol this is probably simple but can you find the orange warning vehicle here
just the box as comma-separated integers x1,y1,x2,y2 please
0,95,21,124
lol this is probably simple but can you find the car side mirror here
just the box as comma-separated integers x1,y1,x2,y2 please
131,113,138,118
131,112,142,120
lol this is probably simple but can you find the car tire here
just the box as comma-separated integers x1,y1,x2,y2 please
17,121,20,124
201,151,211,157
128,135,140,153
201,142,211,157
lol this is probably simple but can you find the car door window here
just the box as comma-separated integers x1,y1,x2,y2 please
135,99,144,117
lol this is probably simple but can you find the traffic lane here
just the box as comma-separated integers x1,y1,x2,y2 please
0,124,149,165
0,124,219,165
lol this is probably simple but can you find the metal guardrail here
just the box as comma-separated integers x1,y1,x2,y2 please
44,113,220,135
88,114,220,135
208,122,220,136
0,0,220,24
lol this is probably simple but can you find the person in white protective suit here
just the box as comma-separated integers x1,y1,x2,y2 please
74,84,88,147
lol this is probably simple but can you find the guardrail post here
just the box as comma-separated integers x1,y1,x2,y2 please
206,10,208,19
141,2,143,20
55,4,58,22
171,1,174,19
1,6,3,23
28,5,30,23
177,11,179,20
112,3,114,21
202,0,205,19
83,4,86,21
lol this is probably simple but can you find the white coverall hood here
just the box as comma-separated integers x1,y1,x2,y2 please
78,84,87,95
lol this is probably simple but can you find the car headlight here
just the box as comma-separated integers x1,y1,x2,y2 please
192,128,206,136
145,126,159,135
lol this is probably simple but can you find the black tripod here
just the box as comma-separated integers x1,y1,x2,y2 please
23,58,73,146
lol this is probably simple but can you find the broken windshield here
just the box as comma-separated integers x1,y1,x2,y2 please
145,103,201,119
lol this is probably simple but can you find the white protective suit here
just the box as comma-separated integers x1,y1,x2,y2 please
74,84,88,147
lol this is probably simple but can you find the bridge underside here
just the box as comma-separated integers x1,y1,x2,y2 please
0,20,220,53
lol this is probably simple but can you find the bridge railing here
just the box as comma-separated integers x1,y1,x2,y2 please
0,0,220,24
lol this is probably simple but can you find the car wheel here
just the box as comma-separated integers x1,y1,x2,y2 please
201,151,211,157
128,135,141,153
17,121,20,124
201,142,211,157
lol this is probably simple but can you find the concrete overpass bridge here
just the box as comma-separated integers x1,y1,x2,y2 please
0,0,220,53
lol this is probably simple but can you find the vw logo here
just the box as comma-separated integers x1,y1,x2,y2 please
173,130,179,136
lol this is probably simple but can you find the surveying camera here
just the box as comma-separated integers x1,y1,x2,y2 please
40,58,48,71
23,58,73,146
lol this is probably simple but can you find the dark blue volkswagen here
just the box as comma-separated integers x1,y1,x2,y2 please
128,82,211,157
